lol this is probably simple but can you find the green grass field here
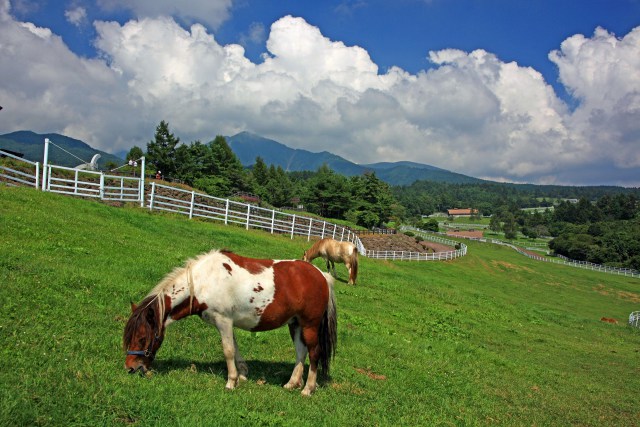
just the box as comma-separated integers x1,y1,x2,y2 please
1,187,639,426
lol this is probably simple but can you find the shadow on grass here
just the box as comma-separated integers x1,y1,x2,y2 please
153,358,333,387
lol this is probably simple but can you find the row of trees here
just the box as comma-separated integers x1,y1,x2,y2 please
128,121,397,228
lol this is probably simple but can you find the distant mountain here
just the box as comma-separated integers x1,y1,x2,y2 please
0,131,123,169
227,131,483,186
227,131,364,176
1,129,482,185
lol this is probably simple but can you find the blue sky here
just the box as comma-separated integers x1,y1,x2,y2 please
2,0,640,186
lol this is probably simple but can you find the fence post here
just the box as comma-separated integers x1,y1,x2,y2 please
74,170,79,194
291,214,296,239
321,221,326,239
246,204,251,230
189,191,195,219
99,173,105,199
224,200,229,225
41,138,49,191
149,182,155,210
307,218,312,241
140,156,145,207
270,210,275,234
35,162,40,189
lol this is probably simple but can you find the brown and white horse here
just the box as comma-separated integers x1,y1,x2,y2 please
123,249,337,396
303,238,358,285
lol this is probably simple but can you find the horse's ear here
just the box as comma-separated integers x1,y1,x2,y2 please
130,301,137,313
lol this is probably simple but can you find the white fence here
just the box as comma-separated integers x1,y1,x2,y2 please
146,182,367,253
366,227,467,261
0,150,40,188
44,163,143,202
494,240,640,278
1,144,468,263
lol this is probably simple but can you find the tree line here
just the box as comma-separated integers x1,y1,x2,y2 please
127,121,397,229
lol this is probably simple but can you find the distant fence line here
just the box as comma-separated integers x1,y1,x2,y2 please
404,226,640,279
1,146,467,262
495,239,639,278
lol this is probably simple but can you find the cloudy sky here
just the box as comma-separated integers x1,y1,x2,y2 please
1,0,640,187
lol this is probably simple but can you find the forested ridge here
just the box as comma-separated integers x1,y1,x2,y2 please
126,121,639,270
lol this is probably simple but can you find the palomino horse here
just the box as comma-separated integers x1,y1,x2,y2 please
303,238,358,285
123,249,337,396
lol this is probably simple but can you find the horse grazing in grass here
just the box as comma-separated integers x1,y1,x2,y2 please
123,249,337,396
303,238,358,285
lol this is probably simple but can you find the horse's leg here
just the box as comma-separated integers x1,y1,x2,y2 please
284,322,307,390
233,334,248,382
346,262,354,285
327,259,338,277
300,325,321,396
216,318,240,390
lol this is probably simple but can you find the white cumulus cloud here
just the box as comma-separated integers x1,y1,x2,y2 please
0,0,639,186
65,6,87,27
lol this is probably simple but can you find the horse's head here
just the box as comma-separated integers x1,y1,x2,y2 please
123,297,166,374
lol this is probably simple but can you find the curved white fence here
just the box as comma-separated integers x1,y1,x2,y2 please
2,145,469,263
368,227,467,261
147,182,367,254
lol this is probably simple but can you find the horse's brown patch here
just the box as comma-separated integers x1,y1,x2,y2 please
252,260,328,332
169,295,209,321
223,251,273,274
223,263,233,274
249,297,254,303
253,284,264,292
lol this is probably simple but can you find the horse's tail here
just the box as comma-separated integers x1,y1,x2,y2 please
350,247,358,285
319,273,337,376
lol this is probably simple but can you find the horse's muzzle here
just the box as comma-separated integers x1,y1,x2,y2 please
127,364,147,375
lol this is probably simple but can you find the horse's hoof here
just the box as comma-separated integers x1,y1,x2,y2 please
283,381,302,390
239,374,248,382
301,387,314,396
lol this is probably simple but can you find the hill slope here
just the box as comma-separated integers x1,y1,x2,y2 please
0,130,123,169
1,186,638,426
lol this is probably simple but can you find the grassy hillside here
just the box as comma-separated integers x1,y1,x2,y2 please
1,187,639,426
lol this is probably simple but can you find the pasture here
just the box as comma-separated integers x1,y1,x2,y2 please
1,187,639,426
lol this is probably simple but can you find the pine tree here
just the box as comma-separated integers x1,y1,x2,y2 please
146,120,180,178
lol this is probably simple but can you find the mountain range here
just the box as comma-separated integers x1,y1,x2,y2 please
1,130,482,186
226,132,483,185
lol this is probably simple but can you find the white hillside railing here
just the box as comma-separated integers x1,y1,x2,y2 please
44,163,142,202
2,139,468,263
371,226,467,261
146,182,367,253
0,149,40,189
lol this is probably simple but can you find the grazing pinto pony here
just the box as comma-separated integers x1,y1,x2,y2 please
303,238,358,285
123,249,337,396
